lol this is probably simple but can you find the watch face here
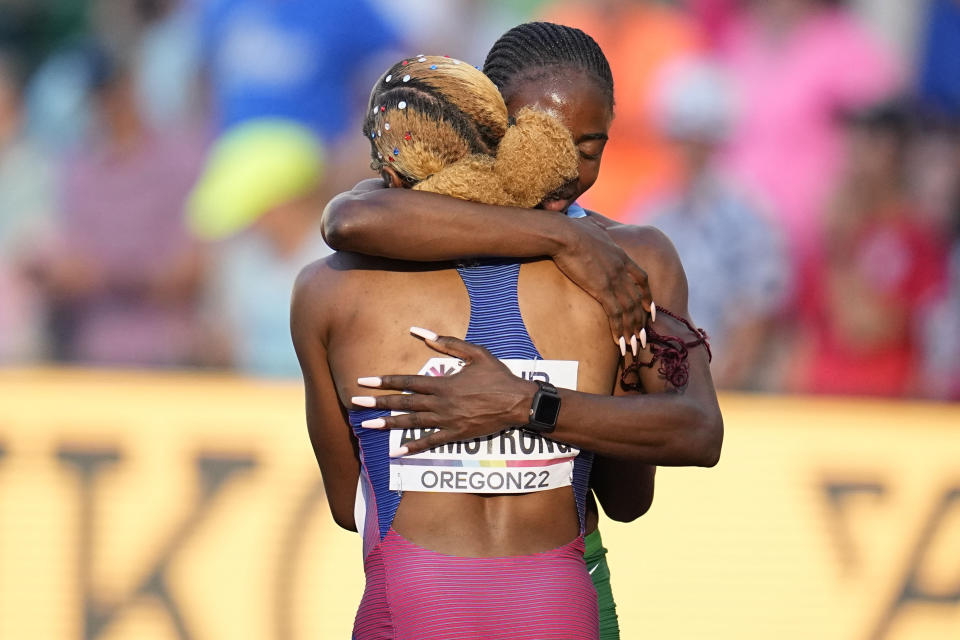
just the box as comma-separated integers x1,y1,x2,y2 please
534,393,562,425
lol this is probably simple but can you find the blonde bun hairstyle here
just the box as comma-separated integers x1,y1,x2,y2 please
364,55,577,208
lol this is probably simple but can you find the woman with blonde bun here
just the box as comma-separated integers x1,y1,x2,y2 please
293,55,625,639
316,24,724,640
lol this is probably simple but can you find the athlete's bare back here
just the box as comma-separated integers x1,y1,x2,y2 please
295,250,619,557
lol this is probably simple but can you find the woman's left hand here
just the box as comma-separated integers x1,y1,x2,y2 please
352,329,536,456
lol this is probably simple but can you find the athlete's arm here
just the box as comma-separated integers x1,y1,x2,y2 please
353,227,723,467
588,330,659,522
290,260,361,532
590,458,655,522
322,183,652,344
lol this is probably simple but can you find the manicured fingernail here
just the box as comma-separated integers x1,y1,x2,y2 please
389,446,409,457
619,336,626,357
410,326,438,341
640,328,647,349
357,376,382,387
362,418,386,429
651,302,657,323
351,396,377,408
630,334,638,356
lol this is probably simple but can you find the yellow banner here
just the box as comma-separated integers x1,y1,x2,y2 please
0,369,958,639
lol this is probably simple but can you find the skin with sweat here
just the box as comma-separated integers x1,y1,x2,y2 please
297,72,721,555
355,75,718,528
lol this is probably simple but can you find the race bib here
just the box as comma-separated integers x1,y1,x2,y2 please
389,357,579,494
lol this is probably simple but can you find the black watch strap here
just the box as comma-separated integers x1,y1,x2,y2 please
526,380,561,433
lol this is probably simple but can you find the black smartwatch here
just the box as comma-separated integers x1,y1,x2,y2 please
526,381,561,434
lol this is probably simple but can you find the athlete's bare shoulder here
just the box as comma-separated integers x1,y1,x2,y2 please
291,252,382,344
606,223,678,267
584,211,688,312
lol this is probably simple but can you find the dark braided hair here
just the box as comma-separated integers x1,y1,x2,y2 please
483,22,614,111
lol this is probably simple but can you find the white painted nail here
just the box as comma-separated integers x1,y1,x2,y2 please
640,328,648,350
351,396,377,408
410,326,439,342
619,336,626,357
357,376,382,387
362,418,387,429
389,446,409,457
630,334,638,357
651,302,657,323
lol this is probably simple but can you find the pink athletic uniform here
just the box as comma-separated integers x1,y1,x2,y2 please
348,262,598,639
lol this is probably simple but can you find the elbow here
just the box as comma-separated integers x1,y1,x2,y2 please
322,198,364,251
330,507,358,533
321,205,349,250
693,407,723,467
670,404,723,468
606,497,653,523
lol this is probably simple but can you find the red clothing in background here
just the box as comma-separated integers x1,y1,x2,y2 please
800,214,946,396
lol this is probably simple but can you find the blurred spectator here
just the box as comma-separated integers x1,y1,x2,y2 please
199,0,402,216
917,0,960,119
637,59,791,389
920,240,960,400
795,102,947,397
0,50,56,362
200,0,399,143
23,1,189,151
371,0,534,66
188,119,332,378
28,57,207,366
135,0,205,128
917,118,960,400
23,43,101,152
719,0,902,274
540,0,703,220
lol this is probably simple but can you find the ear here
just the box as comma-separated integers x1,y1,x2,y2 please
380,166,406,189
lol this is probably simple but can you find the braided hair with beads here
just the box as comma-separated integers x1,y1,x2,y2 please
363,55,579,209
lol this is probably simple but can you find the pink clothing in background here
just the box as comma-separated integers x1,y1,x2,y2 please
57,129,206,366
719,8,901,267
687,0,740,50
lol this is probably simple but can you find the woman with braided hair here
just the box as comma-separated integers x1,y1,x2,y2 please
294,54,635,638
320,22,722,639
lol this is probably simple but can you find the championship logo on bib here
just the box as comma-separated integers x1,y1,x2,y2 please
389,358,579,494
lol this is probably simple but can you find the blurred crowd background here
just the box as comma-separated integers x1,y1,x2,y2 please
0,0,958,400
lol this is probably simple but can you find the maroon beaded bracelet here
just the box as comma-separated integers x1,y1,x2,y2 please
619,306,711,392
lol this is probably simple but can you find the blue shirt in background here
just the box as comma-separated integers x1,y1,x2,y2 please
202,0,400,143
919,0,960,117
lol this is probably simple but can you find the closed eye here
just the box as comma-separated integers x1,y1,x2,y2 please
577,137,606,161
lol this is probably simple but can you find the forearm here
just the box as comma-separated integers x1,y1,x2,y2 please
516,382,722,466
322,187,574,260
563,390,720,465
